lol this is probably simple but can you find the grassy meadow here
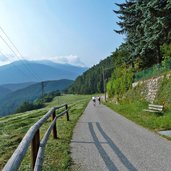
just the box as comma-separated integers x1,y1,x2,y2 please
106,101,171,131
0,94,91,170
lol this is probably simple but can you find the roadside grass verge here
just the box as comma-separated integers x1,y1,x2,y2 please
0,94,91,170
105,75,171,139
105,101,171,131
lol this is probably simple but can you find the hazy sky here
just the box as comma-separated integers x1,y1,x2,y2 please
0,0,124,67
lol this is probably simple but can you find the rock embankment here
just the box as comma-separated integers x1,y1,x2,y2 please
145,77,162,103
132,76,164,103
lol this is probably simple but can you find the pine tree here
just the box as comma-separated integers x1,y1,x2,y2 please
114,0,171,68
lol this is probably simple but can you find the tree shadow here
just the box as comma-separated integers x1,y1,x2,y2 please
95,122,137,171
88,122,119,171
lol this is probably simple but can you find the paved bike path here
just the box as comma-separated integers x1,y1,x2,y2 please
70,101,171,171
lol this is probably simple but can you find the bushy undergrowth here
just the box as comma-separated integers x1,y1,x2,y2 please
16,101,44,113
15,90,61,113
107,65,133,100
155,75,171,109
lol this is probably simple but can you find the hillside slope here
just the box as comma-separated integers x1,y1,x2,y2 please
0,94,91,170
1,82,35,92
0,79,73,116
69,56,114,94
0,86,12,99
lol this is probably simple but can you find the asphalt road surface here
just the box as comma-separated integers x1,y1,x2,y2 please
70,101,171,171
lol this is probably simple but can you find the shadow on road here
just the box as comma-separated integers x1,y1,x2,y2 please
88,122,138,171
95,122,137,171
88,122,119,171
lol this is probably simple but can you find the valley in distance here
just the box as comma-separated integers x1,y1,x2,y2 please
0,60,88,116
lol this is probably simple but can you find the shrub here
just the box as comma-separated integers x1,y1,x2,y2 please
16,101,44,113
107,65,133,100
155,76,171,109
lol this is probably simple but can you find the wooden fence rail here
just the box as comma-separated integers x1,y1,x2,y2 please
3,104,69,171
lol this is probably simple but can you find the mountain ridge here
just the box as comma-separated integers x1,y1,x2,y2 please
0,86,12,99
0,79,73,116
0,60,88,85
1,82,35,92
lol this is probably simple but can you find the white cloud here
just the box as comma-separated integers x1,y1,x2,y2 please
28,54,86,67
52,55,86,67
0,53,19,66
0,53,21,66
0,53,86,67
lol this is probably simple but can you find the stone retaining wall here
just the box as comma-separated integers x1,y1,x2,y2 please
132,76,164,103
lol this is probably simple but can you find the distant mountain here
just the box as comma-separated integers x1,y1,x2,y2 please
0,79,73,116
0,60,88,85
2,82,35,91
0,86,12,99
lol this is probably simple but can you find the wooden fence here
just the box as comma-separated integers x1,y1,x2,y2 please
3,104,69,171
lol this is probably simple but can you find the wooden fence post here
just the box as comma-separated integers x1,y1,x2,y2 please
66,104,69,121
31,129,40,171
2,105,70,171
52,110,57,139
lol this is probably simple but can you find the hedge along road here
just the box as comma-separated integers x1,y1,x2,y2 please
70,101,171,171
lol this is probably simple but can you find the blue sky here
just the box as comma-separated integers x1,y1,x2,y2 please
0,0,124,67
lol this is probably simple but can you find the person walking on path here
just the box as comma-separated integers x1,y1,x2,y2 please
97,96,101,104
92,96,96,106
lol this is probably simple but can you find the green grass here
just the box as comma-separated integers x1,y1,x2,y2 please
155,75,171,109
0,94,91,170
105,75,171,135
105,101,171,131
